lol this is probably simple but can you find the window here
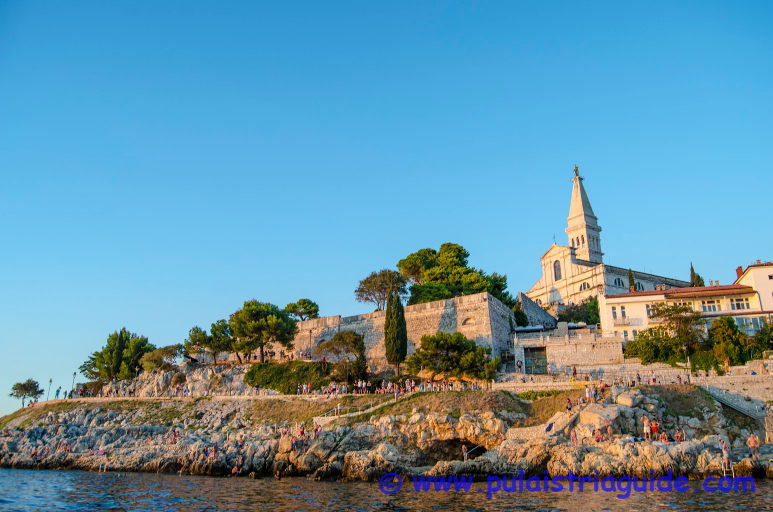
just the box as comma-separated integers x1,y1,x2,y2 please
462,317,475,326
613,277,625,288
633,330,638,338
768,275,773,280
579,282,590,291
623,330,629,339
535,298,542,305
553,260,562,281
701,300,720,312
635,282,644,291
621,305,626,318
646,304,654,318
612,306,617,320
730,298,750,310
581,235,585,246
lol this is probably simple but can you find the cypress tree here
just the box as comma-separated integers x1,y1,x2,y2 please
384,289,408,375
689,263,705,287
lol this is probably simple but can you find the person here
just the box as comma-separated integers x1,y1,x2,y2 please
516,360,523,373
674,428,684,443
570,428,578,446
641,416,651,441
606,422,613,441
565,398,573,412
650,419,659,438
659,431,669,444
719,438,731,472
747,432,760,462
462,444,468,462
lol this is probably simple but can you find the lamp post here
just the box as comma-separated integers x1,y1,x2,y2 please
47,378,52,401
71,372,76,393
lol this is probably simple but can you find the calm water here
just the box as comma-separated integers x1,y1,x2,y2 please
0,468,771,512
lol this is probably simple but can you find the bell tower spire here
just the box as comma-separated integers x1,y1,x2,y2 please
565,166,603,263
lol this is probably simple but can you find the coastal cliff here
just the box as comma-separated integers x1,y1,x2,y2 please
1,385,770,480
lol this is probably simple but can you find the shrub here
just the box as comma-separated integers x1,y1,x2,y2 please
243,361,331,394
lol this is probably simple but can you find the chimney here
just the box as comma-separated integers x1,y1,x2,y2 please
629,286,635,292
736,266,744,279
757,259,762,264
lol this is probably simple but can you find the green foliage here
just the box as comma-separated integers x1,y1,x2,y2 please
627,268,635,290
750,322,773,360
80,328,155,381
690,349,721,373
406,331,499,380
229,300,297,363
648,302,705,350
9,378,44,407
355,269,407,310
623,327,683,364
709,317,748,366
285,298,320,321
512,301,529,327
243,360,331,394
399,243,515,308
140,344,183,373
690,263,705,287
384,290,408,374
315,330,367,383
556,296,599,325
184,320,233,364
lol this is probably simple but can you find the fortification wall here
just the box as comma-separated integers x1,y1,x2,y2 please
293,292,516,371
545,340,624,368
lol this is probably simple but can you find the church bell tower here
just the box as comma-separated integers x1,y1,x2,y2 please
565,166,603,263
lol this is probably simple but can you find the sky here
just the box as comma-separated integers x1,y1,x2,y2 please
1,1,772,415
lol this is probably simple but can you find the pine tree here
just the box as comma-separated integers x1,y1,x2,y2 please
384,289,408,375
690,263,705,287
627,268,636,290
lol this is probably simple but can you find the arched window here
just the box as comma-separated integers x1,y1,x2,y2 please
579,282,590,291
635,282,644,291
553,260,562,281
581,235,585,246
462,317,475,326
613,277,625,288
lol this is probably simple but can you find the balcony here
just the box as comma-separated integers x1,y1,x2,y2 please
613,317,630,326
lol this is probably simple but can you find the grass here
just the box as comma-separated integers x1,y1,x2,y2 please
338,391,531,425
511,389,584,428
0,401,80,429
640,384,717,418
245,394,391,425
243,360,331,394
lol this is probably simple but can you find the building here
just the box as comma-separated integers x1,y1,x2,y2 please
292,291,516,372
599,261,773,338
526,167,689,308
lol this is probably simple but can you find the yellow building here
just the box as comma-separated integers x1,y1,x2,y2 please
599,261,773,339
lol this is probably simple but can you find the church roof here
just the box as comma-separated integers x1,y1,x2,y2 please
567,167,598,224
607,284,753,299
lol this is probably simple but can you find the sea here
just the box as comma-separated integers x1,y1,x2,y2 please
0,468,771,512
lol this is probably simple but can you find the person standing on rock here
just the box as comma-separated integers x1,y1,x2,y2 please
462,444,468,462
641,416,651,441
719,438,731,472
747,432,760,462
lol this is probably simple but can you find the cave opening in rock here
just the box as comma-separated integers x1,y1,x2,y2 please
420,439,477,465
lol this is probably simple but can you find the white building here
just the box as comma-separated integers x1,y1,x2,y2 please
599,261,773,339
527,166,689,308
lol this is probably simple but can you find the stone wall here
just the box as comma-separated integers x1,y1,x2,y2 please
545,340,624,369
292,292,516,372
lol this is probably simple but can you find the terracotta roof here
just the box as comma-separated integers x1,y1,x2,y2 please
607,284,753,299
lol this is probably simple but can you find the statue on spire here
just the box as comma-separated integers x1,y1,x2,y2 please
573,164,580,177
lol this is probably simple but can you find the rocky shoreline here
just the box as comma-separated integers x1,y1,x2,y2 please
1,385,771,481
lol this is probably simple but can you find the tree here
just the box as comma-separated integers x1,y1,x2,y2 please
690,263,705,287
384,289,408,375
140,344,183,372
314,330,367,383
9,379,44,407
647,302,705,351
229,300,297,363
285,298,320,321
406,331,499,380
627,269,635,290
709,317,748,366
512,301,529,327
184,320,233,364
556,296,599,325
80,328,155,381
399,243,515,308
355,269,407,311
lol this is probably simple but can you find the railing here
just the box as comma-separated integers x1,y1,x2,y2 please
613,317,630,326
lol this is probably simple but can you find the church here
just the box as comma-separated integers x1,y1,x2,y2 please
526,167,689,309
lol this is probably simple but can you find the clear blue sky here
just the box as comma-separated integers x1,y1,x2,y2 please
1,1,771,414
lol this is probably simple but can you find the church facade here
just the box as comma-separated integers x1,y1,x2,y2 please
526,167,689,309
